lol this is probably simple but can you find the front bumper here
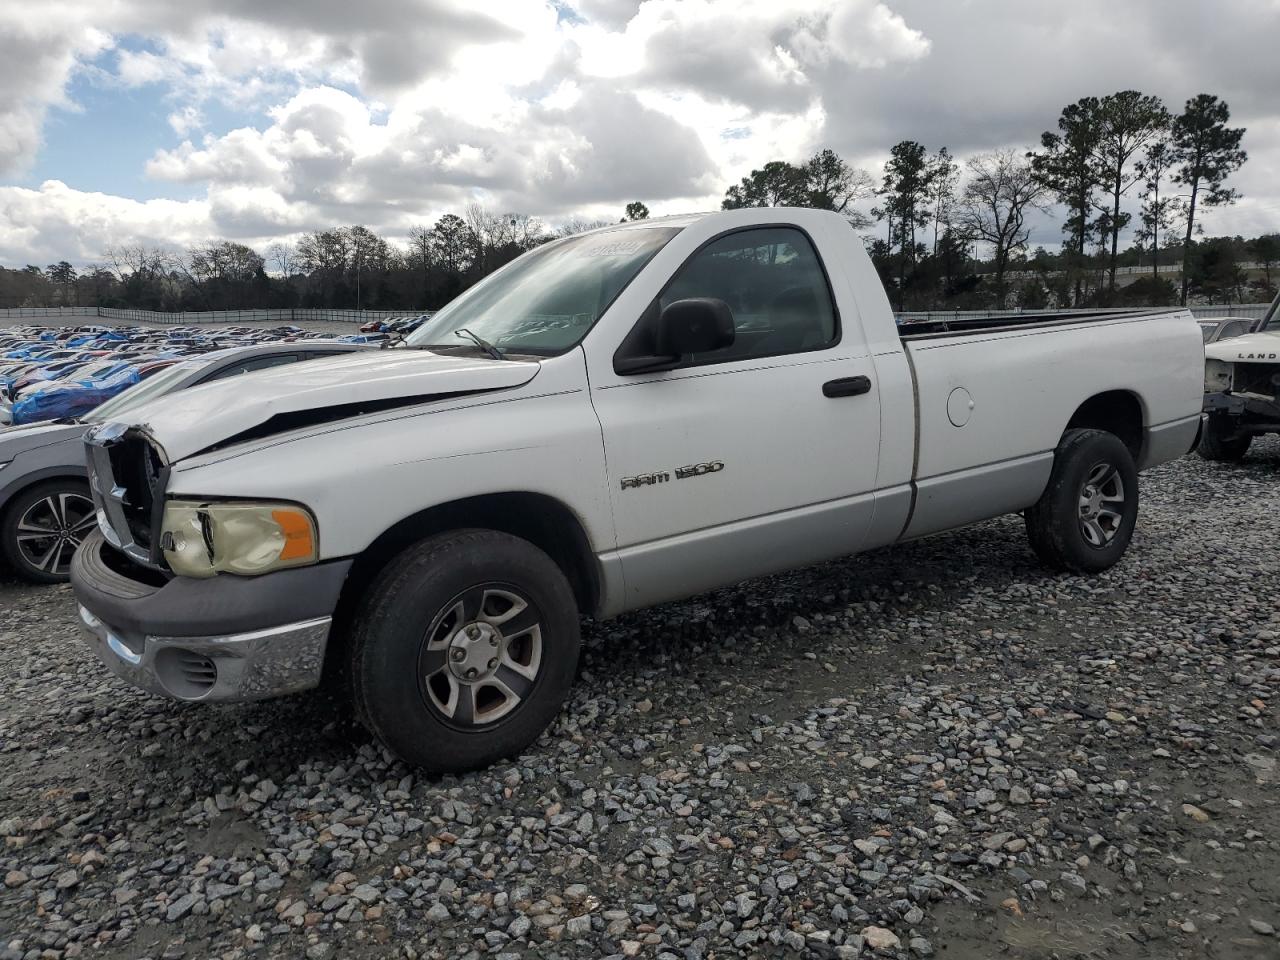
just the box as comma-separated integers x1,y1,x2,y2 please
71,530,352,702
1202,391,1248,415
77,605,331,701
1202,391,1280,430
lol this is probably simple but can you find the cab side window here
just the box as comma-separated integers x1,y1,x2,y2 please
198,354,298,383
631,227,837,367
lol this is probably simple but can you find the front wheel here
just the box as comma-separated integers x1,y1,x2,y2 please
349,529,580,772
1,481,96,583
1025,429,1139,574
1197,413,1252,462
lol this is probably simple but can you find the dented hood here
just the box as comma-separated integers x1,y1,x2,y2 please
108,349,540,462
1205,329,1280,362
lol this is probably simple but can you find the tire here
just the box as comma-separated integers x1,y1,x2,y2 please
1197,413,1252,462
1,480,96,584
349,529,580,772
1025,429,1138,574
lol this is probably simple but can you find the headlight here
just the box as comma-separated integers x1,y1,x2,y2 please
160,500,318,578
1204,359,1233,393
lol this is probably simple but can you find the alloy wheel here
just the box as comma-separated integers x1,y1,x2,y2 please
1077,461,1126,548
417,584,544,727
15,492,97,576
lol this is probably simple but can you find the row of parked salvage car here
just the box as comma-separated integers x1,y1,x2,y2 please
0,324,379,582
0,323,390,425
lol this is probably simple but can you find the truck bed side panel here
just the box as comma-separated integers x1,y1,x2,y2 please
901,311,1202,540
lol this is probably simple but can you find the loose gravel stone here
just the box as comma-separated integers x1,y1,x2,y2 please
1,442,1278,960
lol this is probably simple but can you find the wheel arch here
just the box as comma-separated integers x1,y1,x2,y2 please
1063,390,1145,462
332,492,602,638
0,467,90,518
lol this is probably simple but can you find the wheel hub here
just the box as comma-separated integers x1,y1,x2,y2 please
419,584,544,728
1076,462,1125,547
446,622,502,683
1079,485,1102,518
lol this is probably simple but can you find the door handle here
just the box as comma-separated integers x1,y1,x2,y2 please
822,376,872,398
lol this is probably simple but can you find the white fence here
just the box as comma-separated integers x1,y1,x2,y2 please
0,307,431,325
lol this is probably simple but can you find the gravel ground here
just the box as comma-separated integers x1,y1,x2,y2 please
1,443,1277,960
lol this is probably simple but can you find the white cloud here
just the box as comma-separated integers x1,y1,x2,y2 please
1,0,1279,265
0,6,111,174
0,180,213,264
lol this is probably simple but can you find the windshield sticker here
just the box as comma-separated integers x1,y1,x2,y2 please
576,240,647,258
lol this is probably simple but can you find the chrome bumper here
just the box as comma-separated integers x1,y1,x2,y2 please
77,605,330,702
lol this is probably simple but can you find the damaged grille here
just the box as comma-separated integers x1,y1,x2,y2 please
1233,362,1280,399
86,424,169,567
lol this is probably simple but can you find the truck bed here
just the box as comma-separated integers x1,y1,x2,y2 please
898,309,1174,340
893,305,1202,541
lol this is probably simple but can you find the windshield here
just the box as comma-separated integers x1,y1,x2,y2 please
406,226,681,355
87,358,206,421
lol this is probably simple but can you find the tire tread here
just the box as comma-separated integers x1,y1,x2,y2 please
347,528,579,771
1025,428,1138,575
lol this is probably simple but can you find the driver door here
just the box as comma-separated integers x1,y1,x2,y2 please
588,225,882,610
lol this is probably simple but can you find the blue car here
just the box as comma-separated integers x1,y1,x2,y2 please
1,356,92,394
9,360,145,425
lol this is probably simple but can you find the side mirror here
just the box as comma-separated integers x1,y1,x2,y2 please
613,298,737,375
655,298,735,357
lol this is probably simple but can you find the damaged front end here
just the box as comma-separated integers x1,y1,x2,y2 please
85,421,170,570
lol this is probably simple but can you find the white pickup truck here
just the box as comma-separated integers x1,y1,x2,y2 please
70,209,1204,771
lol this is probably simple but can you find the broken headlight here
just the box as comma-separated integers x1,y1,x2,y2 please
160,500,318,578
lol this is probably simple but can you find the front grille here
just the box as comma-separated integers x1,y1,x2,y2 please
1234,363,1280,398
106,435,165,556
86,425,168,568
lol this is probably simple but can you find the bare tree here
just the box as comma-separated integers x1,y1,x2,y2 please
103,243,182,310
104,244,170,284
558,216,613,237
957,150,1048,308
406,225,433,302
465,204,547,273
267,242,298,279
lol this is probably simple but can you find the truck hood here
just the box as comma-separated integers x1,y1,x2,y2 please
107,349,541,463
1206,329,1280,362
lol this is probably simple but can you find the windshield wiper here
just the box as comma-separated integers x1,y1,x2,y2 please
454,327,505,361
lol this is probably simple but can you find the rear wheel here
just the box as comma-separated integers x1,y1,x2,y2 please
349,529,580,772
1,480,96,584
1025,429,1138,574
1197,413,1252,462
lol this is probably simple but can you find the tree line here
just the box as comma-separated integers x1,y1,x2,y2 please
0,202,652,313
0,91,1268,314
723,92,1255,310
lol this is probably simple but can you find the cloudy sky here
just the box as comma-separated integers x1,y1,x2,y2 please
1,0,1278,266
